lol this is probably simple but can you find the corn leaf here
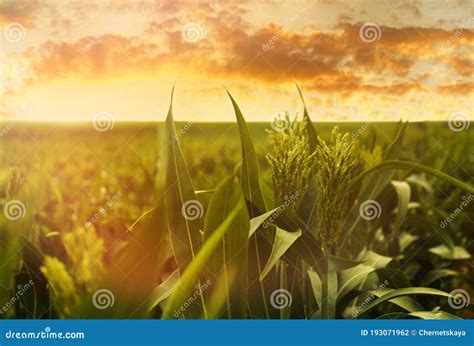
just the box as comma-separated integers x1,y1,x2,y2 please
326,272,338,319
372,288,424,313
349,160,474,194
259,227,302,281
328,255,363,272
295,83,317,151
307,268,322,307
261,179,276,211
338,264,375,300
420,269,460,287
162,193,247,319
354,287,450,316
203,175,250,318
391,180,411,232
226,90,266,214
146,269,180,312
248,207,280,238
162,87,202,271
429,244,471,260
295,84,318,225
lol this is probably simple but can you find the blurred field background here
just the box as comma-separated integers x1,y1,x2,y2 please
2,121,472,235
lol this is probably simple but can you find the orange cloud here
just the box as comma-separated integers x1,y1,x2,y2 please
1,0,472,121
18,18,473,98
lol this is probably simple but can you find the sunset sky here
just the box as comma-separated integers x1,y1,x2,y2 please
0,0,472,122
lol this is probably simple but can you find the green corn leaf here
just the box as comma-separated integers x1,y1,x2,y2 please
429,244,471,260
147,269,180,312
248,207,280,238
257,181,324,276
348,160,474,194
295,84,318,225
195,189,216,196
275,209,325,275
328,255,363,272
307,268,322,307
420,269,460,287
399,232,418,252
371,288,424,313
295,83,317,151
354,287,450,316
277,260,291,319
204,269,237,319
226,90,266,214
338,264,375,300
162,192,247,319
325,272,338,319
391,180,411,232
161,86,202,271
261,179,276,211
363,250,394,269
259,227,302,281
203,175,250,318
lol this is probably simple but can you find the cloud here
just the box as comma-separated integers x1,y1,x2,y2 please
2,0,472,109
438,82,473,94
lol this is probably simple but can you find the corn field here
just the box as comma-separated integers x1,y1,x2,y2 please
0,86,473,320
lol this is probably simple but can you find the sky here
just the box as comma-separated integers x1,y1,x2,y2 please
0,0,473,122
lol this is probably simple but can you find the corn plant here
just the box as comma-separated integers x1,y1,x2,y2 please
152,85,473,320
